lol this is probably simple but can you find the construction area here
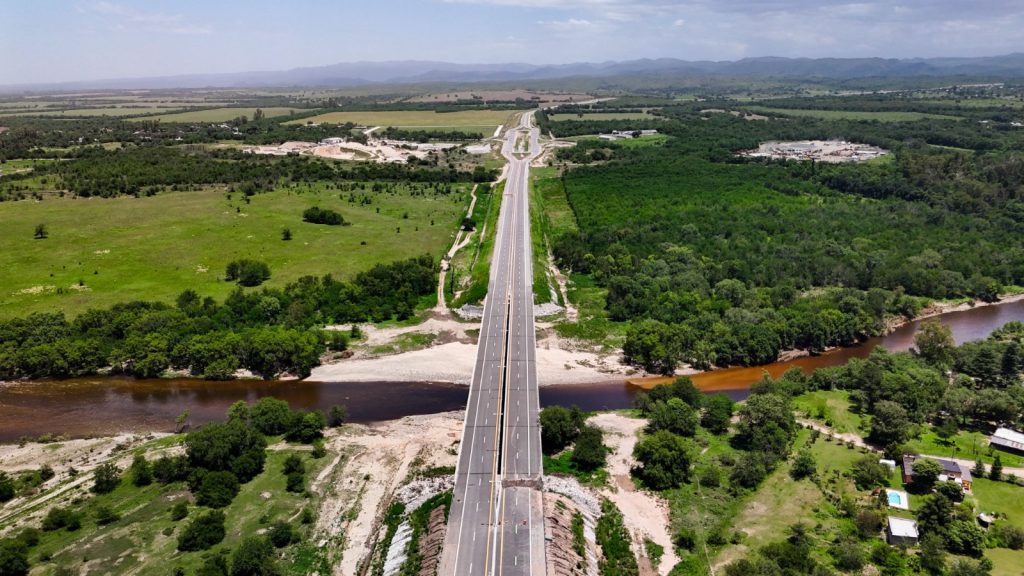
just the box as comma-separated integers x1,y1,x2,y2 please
740,139,888,162
243,137,466,164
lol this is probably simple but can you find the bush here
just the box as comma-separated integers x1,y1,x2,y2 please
94,505,120,525
633,430,691,490
0,472,13,502
41,507,81,532
284,410,326,443
539,406,584,454
170,501,189,521
790,449,816,480
327,405,348,427
993,523,1024,550
92,462,121,494
14,528,40,549
571,426,608,471
282,454,304,475
185,420,266,483
302,206,346,226
285,471,304,494
268,521,295,548
851,456,890,490
311,441,327,459
195,471,241,509
177,510,227,552
230,536,279,576
153,455,189,484
225,259,271,287
130,454,153,487
0,538,29,576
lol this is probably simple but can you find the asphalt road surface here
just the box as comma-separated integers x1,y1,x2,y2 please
439,113,544,576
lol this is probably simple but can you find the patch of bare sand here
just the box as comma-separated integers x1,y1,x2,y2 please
588,413,679,576
314,412,462,576
308,337,631,386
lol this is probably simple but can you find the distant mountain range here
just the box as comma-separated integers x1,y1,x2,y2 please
7,54,1024,92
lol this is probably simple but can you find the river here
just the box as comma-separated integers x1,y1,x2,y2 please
1,300,1022,441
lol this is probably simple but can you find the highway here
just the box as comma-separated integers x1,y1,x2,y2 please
439,112,544,576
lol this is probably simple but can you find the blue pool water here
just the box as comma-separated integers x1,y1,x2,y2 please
888,492,902,506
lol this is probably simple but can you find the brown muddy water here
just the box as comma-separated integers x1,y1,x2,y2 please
1,300,1022,441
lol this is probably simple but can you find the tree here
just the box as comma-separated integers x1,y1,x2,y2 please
572,425,607,471
0,472,14,503
195,471,240,508
285,410,326,443
633,430,691,490
184,420,266,483
623,319,680,375
540,406,583,454
915,319,956,368
281,228,292,241
935,481,965,503
282,454,304,475
730,453,769,488
92,462,121,494
947,558,994,576
94,505,120,525
225,259,271,287
972,459,986,478
851,456,891,490
701,394,734,434
916,493,953,539
646,398,698,437
327,404,347,427
130,454,153,487
919,532,947,575
0,538,30,576
177,510,226,552
912,458,945,492
231,536,279,576
249,397,292,435
170,502,189,521
735,393,796,463
33,224,47,239
990,455,1003,481
227,400,251,424
868,400,910,447
790,450,816,480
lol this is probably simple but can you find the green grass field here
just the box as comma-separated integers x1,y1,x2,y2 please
549,112,657,121
134,107,311,123
904,428,1024,468
0,183,470,317
285,110,515,131
741,106,961,121
792,390,865,435
988,548,1024,576
0,107,186,118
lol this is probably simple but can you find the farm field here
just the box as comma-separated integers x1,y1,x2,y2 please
286,109,516,131
549,112,656,121
0,182,470,317
0,107,187,118
134,107,311,123
741,106,961,121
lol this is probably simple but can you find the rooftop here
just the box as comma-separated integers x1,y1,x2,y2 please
888,517,919,538
991,427,1024,451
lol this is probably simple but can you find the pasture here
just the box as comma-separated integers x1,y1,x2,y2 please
0,182,470,317
135,107,311,123
285,109,516,131
741,106,961,121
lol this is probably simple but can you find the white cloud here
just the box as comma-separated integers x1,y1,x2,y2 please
673,18,685,27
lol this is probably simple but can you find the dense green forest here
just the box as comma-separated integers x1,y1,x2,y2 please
548,98,1024,371
0,255,435,380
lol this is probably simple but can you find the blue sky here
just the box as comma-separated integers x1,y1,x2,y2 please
4,0,1024,84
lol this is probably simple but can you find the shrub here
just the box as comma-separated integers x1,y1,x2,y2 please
327,405,348,427
851,456,890,490
282,455,304,475
230,536,279,576
92,462,121,494
571,426,608,471
94,505,120,525
153,455,189,484
302,206,345,226
177,510,226,552
130,454,153,487
539,406,584,454
633,430,691,490
284,410,326,444
790,449,816,480
268,521,295,548
0,538,29,576
195,471,240,509
993,523,1024,550
225,259,271,287
311,441,327,459
41,507,81,532
285,471,305,494
170,502,189,521
15,528,41,548
0,472,13,502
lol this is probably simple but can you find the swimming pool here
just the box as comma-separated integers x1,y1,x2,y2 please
886,489,910,509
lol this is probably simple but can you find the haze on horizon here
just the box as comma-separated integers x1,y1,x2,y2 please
4,0,1024,85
